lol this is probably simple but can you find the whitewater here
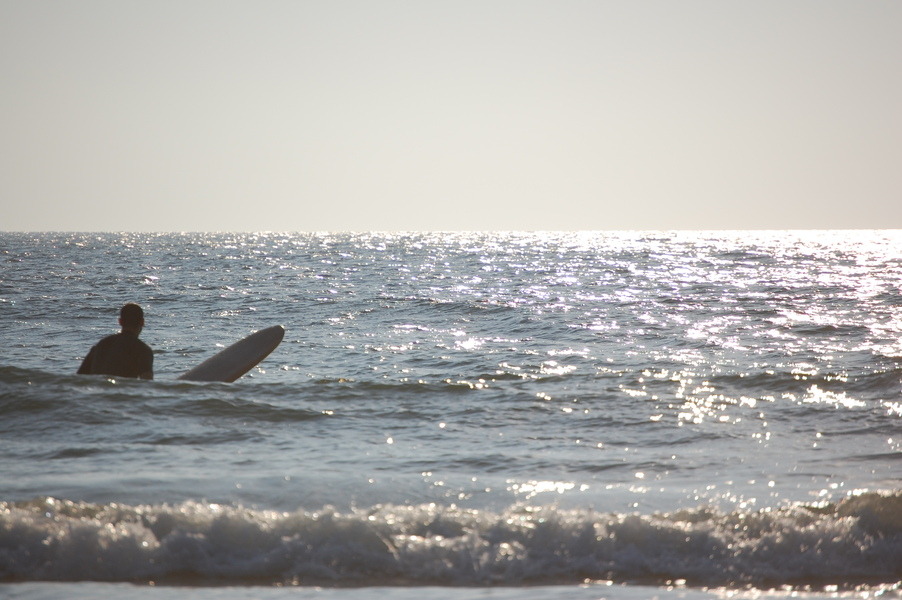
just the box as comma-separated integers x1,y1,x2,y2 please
1,231,900,599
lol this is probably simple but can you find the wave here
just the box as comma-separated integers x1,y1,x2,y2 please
1,493,900,589
0,367,328,431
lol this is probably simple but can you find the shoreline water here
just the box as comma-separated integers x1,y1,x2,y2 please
3,582,901,600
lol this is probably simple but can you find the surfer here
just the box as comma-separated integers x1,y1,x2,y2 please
77,303,154,379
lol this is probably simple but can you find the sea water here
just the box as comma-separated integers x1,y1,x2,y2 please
0,231,900,599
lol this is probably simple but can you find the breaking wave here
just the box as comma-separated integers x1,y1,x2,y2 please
1,492,900,589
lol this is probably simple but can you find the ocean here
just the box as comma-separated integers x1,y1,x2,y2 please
1,231,900,600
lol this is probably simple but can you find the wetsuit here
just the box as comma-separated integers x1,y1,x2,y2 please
77,332,153,379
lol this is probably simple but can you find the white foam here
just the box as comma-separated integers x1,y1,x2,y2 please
1,493,900,588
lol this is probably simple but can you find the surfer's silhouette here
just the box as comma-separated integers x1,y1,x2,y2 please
77,303,153,379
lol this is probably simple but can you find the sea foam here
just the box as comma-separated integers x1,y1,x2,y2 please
2,493,900,588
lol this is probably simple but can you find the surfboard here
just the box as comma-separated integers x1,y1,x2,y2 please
177,325,285,383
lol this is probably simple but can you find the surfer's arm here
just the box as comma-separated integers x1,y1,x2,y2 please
76,347,95,374
138,351,153,380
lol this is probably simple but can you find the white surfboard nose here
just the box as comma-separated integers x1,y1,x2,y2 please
177,325,285,382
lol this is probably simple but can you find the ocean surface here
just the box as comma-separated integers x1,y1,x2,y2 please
1,231,900,600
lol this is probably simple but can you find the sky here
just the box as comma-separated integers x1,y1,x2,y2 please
1,1,900,232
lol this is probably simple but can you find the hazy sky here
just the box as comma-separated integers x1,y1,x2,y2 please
2,1,900,231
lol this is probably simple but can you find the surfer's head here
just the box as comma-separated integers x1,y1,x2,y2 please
119,303,145,333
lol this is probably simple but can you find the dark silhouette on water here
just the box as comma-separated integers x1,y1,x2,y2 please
77,303,153,379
